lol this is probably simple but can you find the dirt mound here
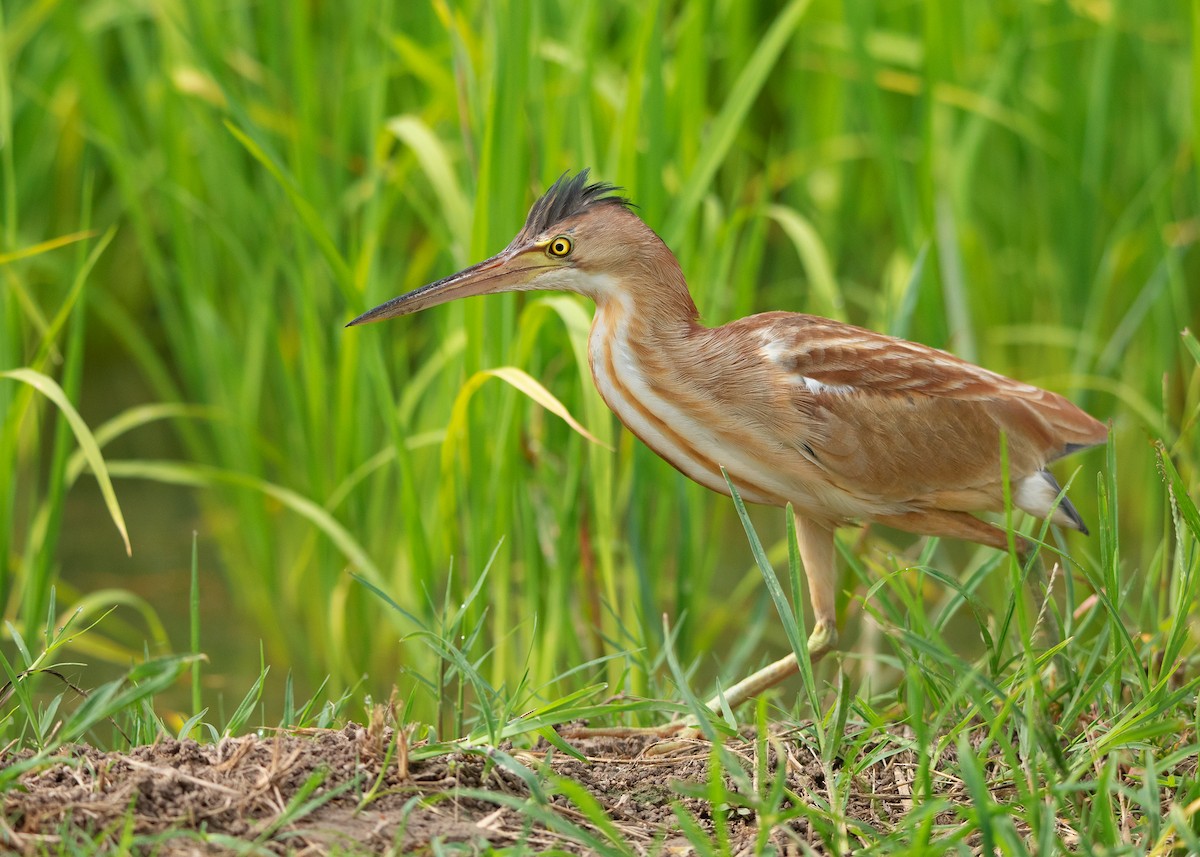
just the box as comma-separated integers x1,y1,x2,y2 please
1,724,945,853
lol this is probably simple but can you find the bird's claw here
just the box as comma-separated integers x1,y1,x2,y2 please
557,718,711,755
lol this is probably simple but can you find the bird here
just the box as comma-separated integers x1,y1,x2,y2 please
348,169,1107,718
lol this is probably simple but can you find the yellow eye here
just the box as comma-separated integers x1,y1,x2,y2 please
548,236,572,257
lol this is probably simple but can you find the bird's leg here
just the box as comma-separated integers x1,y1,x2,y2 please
703,514,838,712
561,517,840,751
797,514,840,663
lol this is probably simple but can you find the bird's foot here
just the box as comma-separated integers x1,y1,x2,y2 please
557,720,690,740
557,718,709,755
556,626,837,756
643,722,706,755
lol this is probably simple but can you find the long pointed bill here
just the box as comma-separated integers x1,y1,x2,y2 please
345,246,546,327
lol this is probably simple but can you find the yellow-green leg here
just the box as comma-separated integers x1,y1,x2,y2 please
560,515,840,750
704,515,838,712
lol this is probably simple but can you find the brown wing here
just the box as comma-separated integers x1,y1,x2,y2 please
714,313,1107,510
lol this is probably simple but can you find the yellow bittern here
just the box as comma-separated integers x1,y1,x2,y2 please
348,170,1106,714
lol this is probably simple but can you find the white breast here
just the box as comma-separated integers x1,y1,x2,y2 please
587,307,816,508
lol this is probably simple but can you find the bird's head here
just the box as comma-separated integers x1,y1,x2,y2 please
346,170,662,327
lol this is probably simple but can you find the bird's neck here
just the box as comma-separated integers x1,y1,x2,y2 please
591,256,700,341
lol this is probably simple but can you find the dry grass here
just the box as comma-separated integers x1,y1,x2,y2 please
3,718,1196,855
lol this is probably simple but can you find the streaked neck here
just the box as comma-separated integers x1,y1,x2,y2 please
591,258,700,339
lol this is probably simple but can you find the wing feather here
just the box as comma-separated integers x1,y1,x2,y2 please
702,313,1106,512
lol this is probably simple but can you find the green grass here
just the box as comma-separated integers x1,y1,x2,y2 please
1,0,1198,851
0,430,1196,852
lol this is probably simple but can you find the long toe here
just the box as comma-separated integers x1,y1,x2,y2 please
557,719,713,755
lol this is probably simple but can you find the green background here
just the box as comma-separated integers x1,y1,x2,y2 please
2,0,1195,727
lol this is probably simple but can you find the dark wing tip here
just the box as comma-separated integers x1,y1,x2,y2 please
1061,441,1101,457
1059,492,1090,535
1039,469,1091,535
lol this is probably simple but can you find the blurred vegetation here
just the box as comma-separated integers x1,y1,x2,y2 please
1,0,1196,726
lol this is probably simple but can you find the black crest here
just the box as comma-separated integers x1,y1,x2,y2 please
521,169,633,237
